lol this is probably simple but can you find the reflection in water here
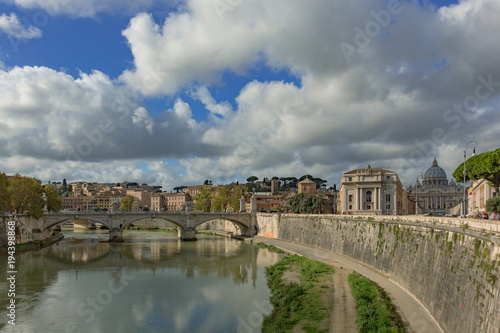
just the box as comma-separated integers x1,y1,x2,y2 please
0,230,282,333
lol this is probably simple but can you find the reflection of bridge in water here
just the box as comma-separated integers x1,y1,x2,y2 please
0,234,281,330
41,212,258,242
0,235,280,290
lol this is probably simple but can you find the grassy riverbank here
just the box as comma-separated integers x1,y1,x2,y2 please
348,273,405,332
256,242,286,253
263,255,334,333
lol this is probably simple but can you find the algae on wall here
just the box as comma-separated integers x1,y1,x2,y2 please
262,214,500,333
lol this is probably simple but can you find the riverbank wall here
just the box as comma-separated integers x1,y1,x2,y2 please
0,215,63,253
256,213,500,333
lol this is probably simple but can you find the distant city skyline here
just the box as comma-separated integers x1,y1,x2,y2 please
0,0,499,191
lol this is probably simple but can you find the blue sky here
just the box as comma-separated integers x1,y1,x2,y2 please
0,0,499,191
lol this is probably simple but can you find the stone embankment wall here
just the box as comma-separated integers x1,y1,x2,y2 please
257,213,500,333
0,215,53,251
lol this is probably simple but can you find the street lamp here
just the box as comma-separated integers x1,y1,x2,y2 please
382,183,388,215
463,141,478,217
415,172,424,215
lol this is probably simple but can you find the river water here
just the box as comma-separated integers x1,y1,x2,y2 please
0,229,282,333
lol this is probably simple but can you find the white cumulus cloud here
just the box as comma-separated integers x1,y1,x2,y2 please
3,0,166,18
0,12,42,38
2,0,500,188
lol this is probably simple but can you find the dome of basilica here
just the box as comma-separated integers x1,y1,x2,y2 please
424,158,447,180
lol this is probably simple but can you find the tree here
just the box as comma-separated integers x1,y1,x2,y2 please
212,187,231,212
44,185,62,212
229,185,246,212
193,186,213,212
312,177,328,189
120,195,135,212
299,175,313,181
0,173,11,213
288,193,320,214
452,148,500,195
247,176,259,183
486,196,500,214
8,175,44,218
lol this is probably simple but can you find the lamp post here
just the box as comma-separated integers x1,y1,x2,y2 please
382,183,387,215
415,172,424,215
463,141,477,217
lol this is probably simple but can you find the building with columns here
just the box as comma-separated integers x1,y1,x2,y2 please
407,158,463,215
338,165,408,215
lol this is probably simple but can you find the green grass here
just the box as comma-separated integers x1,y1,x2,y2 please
348,273,405,333
256,242,286,253
196,231,225,236
262,255,334,333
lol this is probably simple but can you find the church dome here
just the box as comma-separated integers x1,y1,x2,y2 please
424,158,447,179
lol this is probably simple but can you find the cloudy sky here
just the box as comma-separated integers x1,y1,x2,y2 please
0,0,499,191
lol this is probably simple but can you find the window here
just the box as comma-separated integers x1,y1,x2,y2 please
348,177,352,181
386,194,391,202
348,205,352,210
367,205,371,210
366,191,372,202
386,203,391,210
348,195,353,202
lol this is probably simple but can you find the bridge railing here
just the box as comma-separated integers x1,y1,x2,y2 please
46,211,250,215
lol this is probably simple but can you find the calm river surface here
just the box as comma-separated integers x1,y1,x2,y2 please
0,229,282,333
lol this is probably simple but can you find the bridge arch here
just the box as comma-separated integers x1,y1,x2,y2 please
39,212,256,241
42,217,114,230
191,216,253,236
122,216,186,230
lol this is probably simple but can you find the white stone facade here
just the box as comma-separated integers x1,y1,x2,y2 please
339,165,407,215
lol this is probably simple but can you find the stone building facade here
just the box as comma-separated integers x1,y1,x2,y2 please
150,192,192,212
338,165,408,215
297,178,317,194
468,178,495,217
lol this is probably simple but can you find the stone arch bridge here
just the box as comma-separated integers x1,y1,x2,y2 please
41,212,258,241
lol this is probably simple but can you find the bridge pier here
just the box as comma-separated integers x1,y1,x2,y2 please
178,227,197,241
108,228,124,243
41,212,255,243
